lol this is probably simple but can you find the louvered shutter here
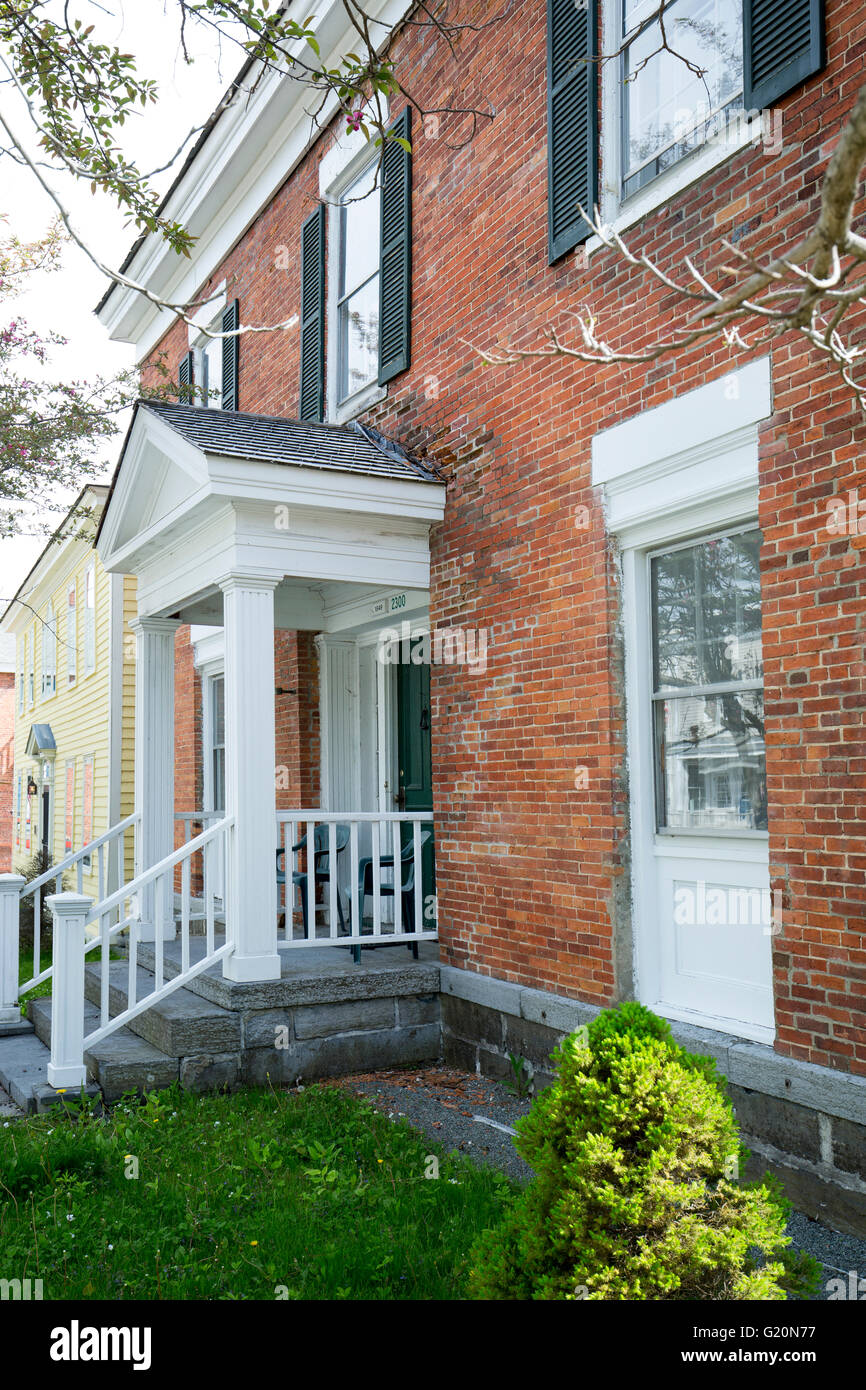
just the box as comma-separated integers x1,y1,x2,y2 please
744,0,825,110
178,349,194,402
378,107,412,386
221,298,240,412
547,0,597,263
299,205,326,422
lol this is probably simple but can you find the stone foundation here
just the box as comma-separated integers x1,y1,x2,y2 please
440,965,866,1239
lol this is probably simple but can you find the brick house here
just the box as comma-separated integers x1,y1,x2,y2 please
80,0,865,1223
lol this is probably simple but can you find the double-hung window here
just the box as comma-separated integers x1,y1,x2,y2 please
336,162,382,405
83,564,96,675
620,0,744,200
193,315,224,408
67,581,77,684
651,527,766,833
42,600,57,696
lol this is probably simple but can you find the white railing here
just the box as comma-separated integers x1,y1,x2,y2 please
276,810,436,953
45,815,234,1086
174,810,226,913
17,812,139,998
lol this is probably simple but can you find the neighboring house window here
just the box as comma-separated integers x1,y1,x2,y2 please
620,0,743,200
84,564,96,674
64,760,75,852
337,161,382,404
651,527,766,832
81,754,94,867
42,600,57,695
67,581,77,684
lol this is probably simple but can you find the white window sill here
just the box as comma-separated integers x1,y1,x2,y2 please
330,379,386,427
587,120,761,261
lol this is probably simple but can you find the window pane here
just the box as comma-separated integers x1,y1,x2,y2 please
205,338,222,407
654,691,767,831
623,0,743,182
340,164,380,298
652,530,763,691
339,276,379,400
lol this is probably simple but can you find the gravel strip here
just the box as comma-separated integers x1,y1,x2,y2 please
329,1063,866,1299
332,1065,535,1183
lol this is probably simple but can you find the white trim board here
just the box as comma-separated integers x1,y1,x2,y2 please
97,0,412,360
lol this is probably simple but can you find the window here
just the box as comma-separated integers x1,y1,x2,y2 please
64,760,75,852
192,316,223,409
84,564,96,674
18,641,24,714
651,527,766,832
42,600,57,696
337,162,381,404
15,772,22,848
67,582,77,684
81,754,94,867
27,628,34,705
620,0,743,199
211,677,226,812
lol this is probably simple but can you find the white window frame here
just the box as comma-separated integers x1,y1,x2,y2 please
18,642,24,715
67,580,77,685
83,563,96,675
27,627,34,706
592,0,760,253
320,109,389,425
81,753,94,868
42,599,57,697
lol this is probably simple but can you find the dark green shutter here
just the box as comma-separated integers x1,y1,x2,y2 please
299,205,326,422
378,107,412,386
744,0,825,110
547,0,597,263
178,350,194,403
221,298,240,412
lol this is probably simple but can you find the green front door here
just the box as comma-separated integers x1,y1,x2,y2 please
396,642,434,927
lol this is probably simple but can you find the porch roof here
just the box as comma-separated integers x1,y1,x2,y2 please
132,401,437,481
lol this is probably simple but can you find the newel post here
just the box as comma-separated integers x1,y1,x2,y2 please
45,892,91,1089
0,874,25,1028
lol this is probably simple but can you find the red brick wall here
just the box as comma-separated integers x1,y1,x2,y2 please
0,672,14,871
143,0,866,1074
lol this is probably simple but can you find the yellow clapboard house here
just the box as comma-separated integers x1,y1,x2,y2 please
1,486,137,897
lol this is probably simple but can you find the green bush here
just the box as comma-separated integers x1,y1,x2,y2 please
469,1003,821,1301
18,849,56,948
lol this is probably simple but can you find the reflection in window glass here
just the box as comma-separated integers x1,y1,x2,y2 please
338,164,380,402
651,529,766,832
622,0,743,197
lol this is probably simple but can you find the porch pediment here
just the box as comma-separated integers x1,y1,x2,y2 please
96,401,446,622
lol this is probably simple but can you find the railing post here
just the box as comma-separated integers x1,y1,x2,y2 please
0,874,26,1029
45,892,91,1089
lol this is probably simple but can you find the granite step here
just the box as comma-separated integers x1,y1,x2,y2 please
28,996,179,1101
83,960,241,1055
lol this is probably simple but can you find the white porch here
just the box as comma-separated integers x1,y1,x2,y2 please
96,401,445,987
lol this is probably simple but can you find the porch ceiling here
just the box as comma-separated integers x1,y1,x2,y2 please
96,401,446,620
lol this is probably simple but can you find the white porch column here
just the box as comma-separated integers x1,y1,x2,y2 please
220,575,281,981
46,892,90,1090
0,874,25,1027
131,616,179,942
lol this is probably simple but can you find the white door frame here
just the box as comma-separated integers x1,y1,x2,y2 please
592,358,776,1041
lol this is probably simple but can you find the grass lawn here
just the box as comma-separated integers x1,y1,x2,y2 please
0,1084,514,1300
18,947,53,1015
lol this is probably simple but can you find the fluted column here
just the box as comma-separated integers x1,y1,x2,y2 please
220,575,281,981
